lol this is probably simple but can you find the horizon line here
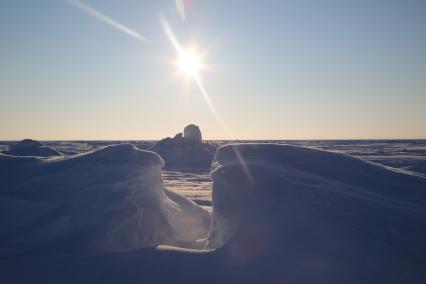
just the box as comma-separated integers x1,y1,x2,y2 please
1,138,426,142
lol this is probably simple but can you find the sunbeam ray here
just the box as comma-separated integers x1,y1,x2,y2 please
160,15,254,182
194,74,233,138
195,75,253,182
160,16,233,137
160,16,183,54
68,0,147,42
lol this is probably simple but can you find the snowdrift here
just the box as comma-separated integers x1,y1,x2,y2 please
207,144,426,282
3,139,62,157
0,144,210,256
1,143,426,283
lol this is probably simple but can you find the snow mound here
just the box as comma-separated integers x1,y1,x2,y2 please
207,143,426,281
149,125,215,168
0,144,210,256
4,139,62,157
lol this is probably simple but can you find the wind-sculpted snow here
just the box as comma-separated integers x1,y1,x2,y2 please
207,144,426,281
0,144,210,256
1,143,426,283
209,143,426,249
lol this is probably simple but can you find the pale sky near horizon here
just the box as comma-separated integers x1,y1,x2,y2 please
1,0,425,140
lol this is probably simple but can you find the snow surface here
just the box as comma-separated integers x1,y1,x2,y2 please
1,142,426,283
162,170,212,211
0,144,210,257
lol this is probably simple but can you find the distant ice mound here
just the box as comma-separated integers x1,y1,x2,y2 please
0,144,210,256
207,144,426,281
4,139,62,157
149,125,215,168
184,124,202,141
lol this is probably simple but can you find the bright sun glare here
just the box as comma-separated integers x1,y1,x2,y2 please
177,50,201,77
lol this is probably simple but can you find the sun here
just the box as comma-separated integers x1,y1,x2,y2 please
177,49,202,78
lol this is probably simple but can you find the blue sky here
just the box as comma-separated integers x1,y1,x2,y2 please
1,0,425,139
